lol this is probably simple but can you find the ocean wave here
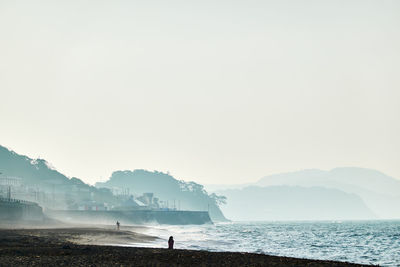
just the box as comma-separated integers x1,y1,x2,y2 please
132,220,400,267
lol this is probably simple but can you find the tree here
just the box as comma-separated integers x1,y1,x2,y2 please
210,193,227,206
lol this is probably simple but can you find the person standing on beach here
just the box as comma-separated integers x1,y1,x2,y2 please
168,236,174,249
116,221,120,230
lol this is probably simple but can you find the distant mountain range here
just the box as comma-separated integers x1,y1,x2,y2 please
218,185,375,221
207,168,400,221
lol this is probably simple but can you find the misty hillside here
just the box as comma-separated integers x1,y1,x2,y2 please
255,168,400,219
206,167,400,220
95,170,228,222
0,145,90,191
0,145,117,209
0,145,77,188
0,145,227,221
257,168,400,197
216,186,376,221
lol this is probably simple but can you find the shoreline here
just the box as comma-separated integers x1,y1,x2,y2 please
0,226,374,266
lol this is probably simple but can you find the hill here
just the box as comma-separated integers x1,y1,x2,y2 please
95,170,228,222
0,145,227,221
255,168,400,219
216,185,376,221
0,145,117,209
206,167,400,220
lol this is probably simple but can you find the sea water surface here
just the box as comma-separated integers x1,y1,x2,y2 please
133,220,400,266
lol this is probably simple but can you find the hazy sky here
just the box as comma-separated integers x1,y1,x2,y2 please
1,0,399,185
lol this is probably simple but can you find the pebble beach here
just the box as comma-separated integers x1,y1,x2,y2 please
0,227,374,267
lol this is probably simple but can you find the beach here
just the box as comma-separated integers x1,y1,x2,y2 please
0,226,373,267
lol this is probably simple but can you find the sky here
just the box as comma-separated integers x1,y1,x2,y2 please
1,0,399,185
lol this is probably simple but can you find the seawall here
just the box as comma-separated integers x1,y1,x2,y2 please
0,198,44,222
45,210,212,225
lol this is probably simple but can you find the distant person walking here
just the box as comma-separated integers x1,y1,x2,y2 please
168,236,174,249
116,221,120,230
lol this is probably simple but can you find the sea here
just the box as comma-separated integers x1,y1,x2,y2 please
133,220,400,267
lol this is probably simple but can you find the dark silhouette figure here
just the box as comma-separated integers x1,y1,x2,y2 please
168,236,174,249
116,221,120,230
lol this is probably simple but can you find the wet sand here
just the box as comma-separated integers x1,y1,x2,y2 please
0,227,374,266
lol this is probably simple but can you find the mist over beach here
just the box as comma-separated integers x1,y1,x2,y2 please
1,0,399,266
